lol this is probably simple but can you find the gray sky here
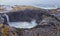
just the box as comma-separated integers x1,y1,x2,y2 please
0,0,60,9
0,0,60,5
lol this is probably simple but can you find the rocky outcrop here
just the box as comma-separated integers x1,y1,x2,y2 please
0,24,19,36
12,5,42,11
0,14,19,36
6,9,49,23
0,5,60,36
15,17,60,36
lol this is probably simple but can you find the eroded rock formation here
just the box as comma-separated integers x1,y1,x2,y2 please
0,14,19,36
0,6,60,36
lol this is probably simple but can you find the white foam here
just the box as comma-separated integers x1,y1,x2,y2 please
8,20,37,29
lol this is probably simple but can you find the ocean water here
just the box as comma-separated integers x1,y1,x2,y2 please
8,20,37,29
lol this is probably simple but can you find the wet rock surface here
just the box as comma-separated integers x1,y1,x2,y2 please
0,24,19,36
17,17,60,36
0,6,60,36
6,9,60,36
0,14,19,36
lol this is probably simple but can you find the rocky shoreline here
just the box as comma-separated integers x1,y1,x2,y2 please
0,6,60,36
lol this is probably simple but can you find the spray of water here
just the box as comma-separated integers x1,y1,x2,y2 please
9,20,37,29
3,14,10,23
3,14,37,29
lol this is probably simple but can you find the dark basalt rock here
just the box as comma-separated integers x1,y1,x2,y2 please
6,10,43,23
0,13,19,36
6,9,60,24
0,8,60,36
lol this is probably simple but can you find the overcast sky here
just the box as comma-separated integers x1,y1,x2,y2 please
0,0,60,5
0,0,60,8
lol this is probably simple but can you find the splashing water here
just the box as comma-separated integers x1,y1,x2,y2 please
8,20,37,29
3,14,10,23
4,14,37,29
